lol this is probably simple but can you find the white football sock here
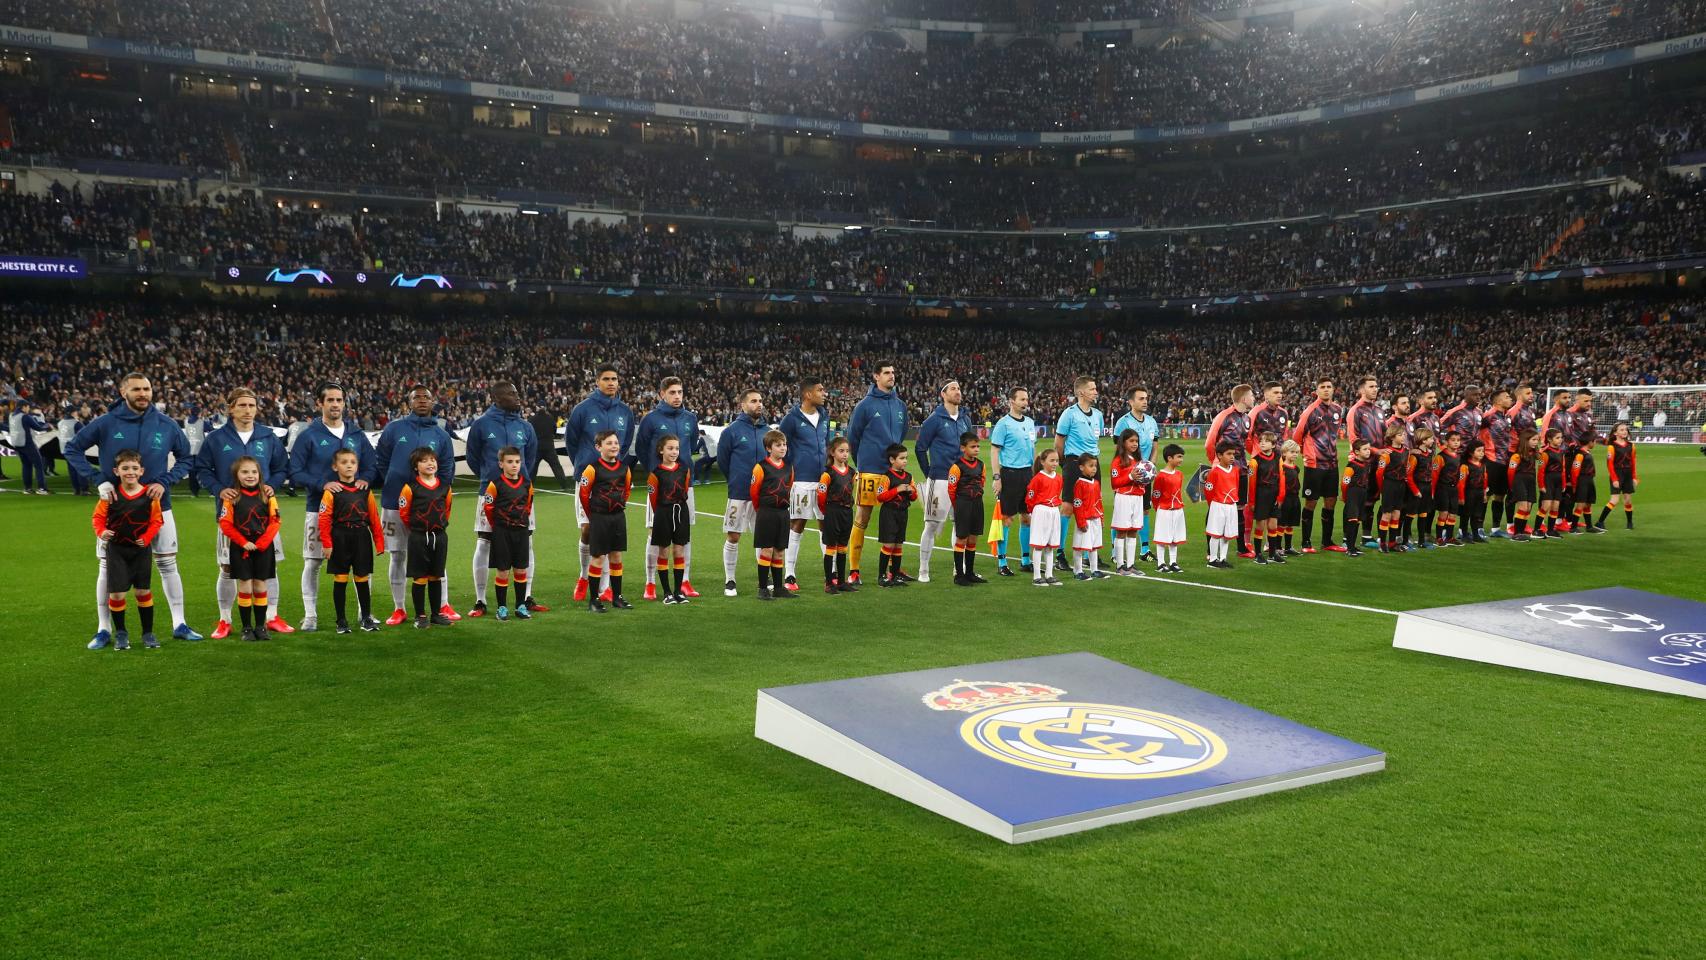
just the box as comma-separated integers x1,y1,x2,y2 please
155,554,186,624
784,530,802,579
217,575,237,621
722,540,739,582
301,557,322,618
96,560,113,631
389,552,407,609
473,536,491,604
919,519,941,574
266,577,280,618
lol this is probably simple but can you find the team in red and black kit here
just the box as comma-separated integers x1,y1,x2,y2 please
1479,387,1517,536
817,443,858,592
399,451,454,625
1430,435,1463,546
1293,379,1345,552
1460,441,1489,544
320,469,385,632
1247,439,1286,564
1346,377,1386,543
1600,424,1639,529
1339,439,1374,557
750,439,796,599
1204,385,1255,556
578,436,632,612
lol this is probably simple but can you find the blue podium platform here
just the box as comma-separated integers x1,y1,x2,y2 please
1393,586,1706,699
755,652,1384,843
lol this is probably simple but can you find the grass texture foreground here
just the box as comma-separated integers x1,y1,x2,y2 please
3,443,1704,958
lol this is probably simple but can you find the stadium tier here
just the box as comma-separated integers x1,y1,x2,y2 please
4,0,1706,131
3,83,1703,231
5,297,1699,429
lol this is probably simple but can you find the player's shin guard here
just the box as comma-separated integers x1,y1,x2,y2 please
301,557,322,618
578,542,591,580
95,559,113,631
1625,504,1634,528
680,543,692,582
919,520,941,576
848,517,867,573
156,554,186,625
1301,507,1314,548
266,577,280,617
1322,507,1336,547
645,544,660,587
389,553,408,610
473,536,492,604
785,529,802,580
1345,518,1361,548
217,575,238,622
722,540,739,583
333,574,349,622
354,576,372,618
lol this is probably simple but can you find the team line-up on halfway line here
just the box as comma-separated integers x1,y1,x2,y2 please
64,362,1641,650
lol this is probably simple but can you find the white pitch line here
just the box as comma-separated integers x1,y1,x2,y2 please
526,478,1399,613
1129,575,1397,616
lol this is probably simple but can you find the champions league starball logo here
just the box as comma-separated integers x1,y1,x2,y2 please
1522,602,1666,633
924,680,1228,780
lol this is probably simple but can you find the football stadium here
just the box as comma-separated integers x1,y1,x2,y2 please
3,0,1706,954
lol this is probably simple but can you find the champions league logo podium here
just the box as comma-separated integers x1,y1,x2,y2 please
755,653,1384,843
1393,586,1706,699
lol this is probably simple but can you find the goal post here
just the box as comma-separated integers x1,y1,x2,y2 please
1546,384,1706,443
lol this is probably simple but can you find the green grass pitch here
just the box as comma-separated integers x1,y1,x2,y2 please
4,442,1704,958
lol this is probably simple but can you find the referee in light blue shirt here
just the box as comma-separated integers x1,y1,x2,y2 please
988,386,1037,574
1112,385,1160,559
1054,376,1104,559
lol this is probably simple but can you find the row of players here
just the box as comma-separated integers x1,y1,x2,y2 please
69,369,1642,648
87,409,1638,648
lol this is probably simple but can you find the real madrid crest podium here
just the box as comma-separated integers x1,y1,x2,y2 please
755,652,1384,843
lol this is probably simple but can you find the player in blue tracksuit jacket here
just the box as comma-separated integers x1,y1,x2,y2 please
66,372,198,644
912,385,976,580
634,377,702,595
635,380,700,477
373,386,458,617
193,416,288,497
777,381,833,585
563,366,636,473
843,364,907,581
464,384,539,486
845,376,907,475
464,381,540,615
287,382,376,629
715,392,769,590
191,389,291,633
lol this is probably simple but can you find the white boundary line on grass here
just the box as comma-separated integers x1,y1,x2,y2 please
523,481,1398,617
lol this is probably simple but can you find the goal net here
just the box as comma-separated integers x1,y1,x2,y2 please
1545,384,1706,443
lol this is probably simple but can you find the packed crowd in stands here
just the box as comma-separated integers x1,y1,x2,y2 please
4,296,1699,435
5,0,1705,130
5,83,1700,230
3,173,1700,298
